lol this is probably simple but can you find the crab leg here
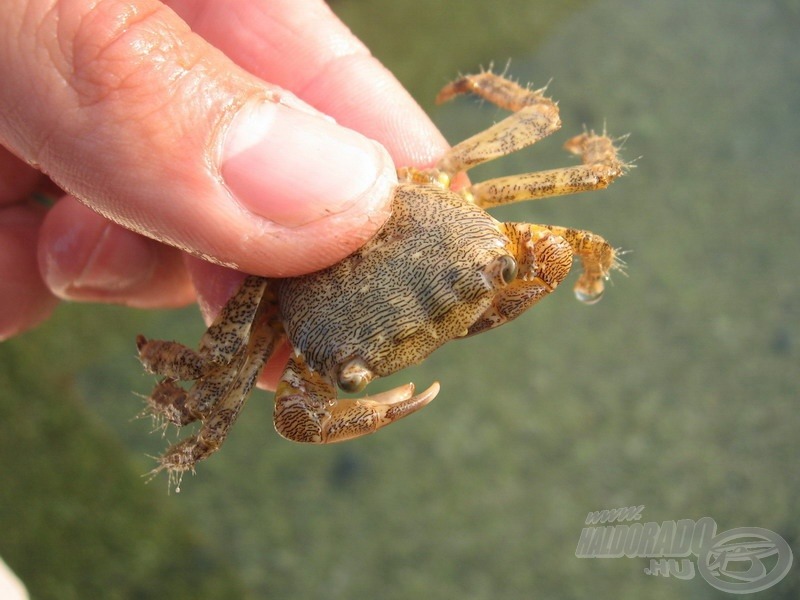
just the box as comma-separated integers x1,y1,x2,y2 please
468,131,627,209
508,219,618,305
435,72,561,176
137,275,272,425
137,275,268,379
539,225,619,304
153,296,281,481
197,275,269,362
274,355,440,444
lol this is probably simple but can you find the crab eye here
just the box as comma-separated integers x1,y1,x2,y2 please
499,255,518,285
337,358,374,393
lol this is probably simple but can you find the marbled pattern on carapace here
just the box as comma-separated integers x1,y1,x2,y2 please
274,183,509,379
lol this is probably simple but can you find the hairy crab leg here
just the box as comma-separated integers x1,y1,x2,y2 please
137,276,268,378
197,275,269,363
434,72,561,176
537,225,620,304
137,275,272,426
468,132,628,210
274,355,440,444
152,296,281,484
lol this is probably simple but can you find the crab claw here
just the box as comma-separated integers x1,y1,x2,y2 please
274,355,440,444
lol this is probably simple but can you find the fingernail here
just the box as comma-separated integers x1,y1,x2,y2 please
222,101,396,228
42,207,156,297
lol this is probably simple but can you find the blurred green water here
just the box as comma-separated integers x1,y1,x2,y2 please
1,1,798,598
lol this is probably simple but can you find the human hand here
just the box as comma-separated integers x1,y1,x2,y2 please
0,0,448,342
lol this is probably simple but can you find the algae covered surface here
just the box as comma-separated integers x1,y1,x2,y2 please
1,1,798,598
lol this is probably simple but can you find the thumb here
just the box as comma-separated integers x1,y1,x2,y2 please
0,0,394,277
218,98,397,275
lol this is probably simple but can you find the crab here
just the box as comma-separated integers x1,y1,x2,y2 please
136,72,627,484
